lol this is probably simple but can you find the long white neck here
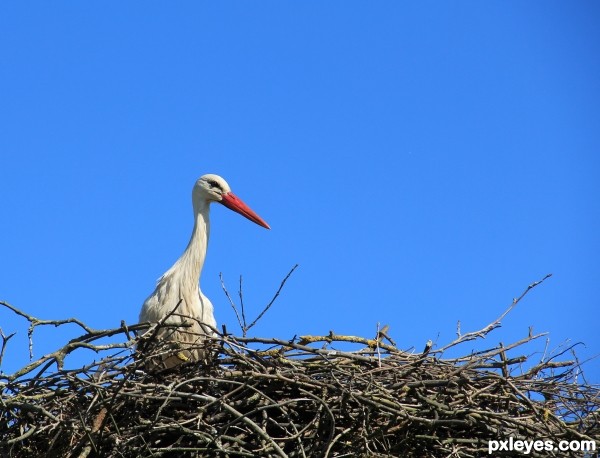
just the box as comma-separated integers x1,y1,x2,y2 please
168,198,210,291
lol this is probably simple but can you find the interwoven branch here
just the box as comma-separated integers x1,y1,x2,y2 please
0,276,598,458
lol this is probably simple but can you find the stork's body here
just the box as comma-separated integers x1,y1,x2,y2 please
139,174,269,368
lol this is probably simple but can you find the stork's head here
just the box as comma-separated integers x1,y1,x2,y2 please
194,174,270,229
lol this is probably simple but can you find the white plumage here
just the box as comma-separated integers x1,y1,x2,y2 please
139,174,269,368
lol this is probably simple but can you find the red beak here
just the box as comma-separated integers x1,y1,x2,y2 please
220,192,270,229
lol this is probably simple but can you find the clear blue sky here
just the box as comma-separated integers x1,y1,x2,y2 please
1,3,598,383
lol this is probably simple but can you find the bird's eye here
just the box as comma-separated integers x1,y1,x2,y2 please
207,179,223,192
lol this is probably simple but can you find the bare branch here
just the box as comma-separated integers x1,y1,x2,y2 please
220,264,299,337
239,274,248,333
0,327,16,367
220,272,244,332
2,273,598,458
437,273,553,353
246,264,299,332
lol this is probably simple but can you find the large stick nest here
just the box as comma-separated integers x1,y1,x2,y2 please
1,277,598,457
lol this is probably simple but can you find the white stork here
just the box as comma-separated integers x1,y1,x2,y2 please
139,174,269,368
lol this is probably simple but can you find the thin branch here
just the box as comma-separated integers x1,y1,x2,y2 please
2,273,597,458
1,300,96,334
437,273,552,353
220,264,299,337
239,274,248,332
246,264,299,332
0,327,16,367
220,272,244,332
1,300,98,360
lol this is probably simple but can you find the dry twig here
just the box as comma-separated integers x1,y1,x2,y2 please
221,264,298,337
1,275,598,458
